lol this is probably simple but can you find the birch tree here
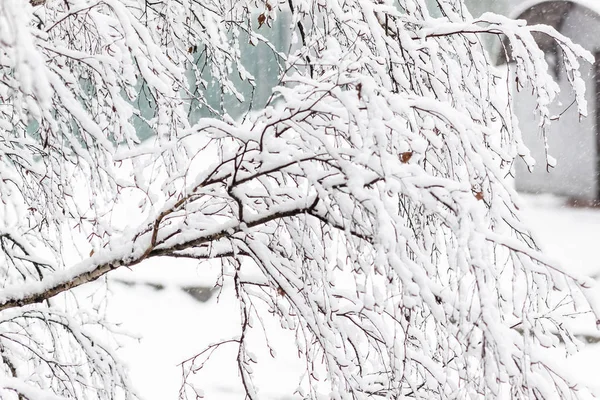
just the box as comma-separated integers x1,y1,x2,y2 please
0,0,598,398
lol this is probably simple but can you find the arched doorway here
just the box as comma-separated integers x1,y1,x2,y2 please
499,0,600,201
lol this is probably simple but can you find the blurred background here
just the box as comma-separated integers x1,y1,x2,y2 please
110,1,600,398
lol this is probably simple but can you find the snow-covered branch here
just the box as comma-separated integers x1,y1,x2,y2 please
0,0,599,398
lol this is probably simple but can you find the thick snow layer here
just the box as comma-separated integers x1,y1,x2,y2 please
101,193,600,399
103,260,305,399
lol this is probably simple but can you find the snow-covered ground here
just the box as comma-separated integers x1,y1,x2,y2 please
104,256,307,399
519,194,600,396
103,193,600,399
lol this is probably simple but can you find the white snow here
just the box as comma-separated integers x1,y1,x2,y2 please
100,193,600,399
103,260,306,399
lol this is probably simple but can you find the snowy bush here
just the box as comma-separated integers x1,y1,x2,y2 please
0,0,598,398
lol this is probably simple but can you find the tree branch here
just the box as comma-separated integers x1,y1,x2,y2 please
0,195,319,312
